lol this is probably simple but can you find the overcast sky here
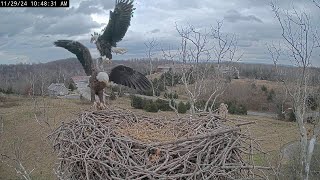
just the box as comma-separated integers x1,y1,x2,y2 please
0,0,319,66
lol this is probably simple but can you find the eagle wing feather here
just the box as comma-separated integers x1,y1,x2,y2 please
100,0,134,47
109,65,151,91
54,40,94,76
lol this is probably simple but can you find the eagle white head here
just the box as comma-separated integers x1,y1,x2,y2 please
96,72,109,84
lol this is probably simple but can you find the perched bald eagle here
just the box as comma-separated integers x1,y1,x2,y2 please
90,0,135,62
54,40,151,108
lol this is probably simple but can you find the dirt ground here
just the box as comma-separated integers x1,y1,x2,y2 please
0,95,302,179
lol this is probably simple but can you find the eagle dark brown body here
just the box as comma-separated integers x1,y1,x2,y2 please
89,71,107,103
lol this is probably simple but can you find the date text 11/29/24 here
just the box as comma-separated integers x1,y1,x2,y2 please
0,0,69,7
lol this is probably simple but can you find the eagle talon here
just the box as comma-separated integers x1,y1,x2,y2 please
101,56,112,64
92,102,98,110
111,47,127,55
99,102,107,110
92,102,107,110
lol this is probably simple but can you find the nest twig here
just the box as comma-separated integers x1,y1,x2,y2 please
49,107,269,179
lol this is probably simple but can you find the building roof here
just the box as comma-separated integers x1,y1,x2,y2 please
48,83,68,92
71,76,90,83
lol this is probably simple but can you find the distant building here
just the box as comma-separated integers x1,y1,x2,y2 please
156,64,192,73
71,76,91,100
71,76,90,89
48,83,69,97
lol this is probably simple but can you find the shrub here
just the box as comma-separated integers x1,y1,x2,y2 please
111,86,120,92
155,99,172,111
185,101,191,110
110,91,116,100
160,71,182,87
131,96,144,109
306,95,318,111
267,89,275,101
131,96,178,112
144,88,154,96
237,104,247,115
5,86,14,94
261,85,268,92
154,90,161,97
288,110,296,122
226,101,247,115
177,101,187,114
143,100,158,112
68,83,77,91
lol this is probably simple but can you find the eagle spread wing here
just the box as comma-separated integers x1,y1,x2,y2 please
100,0,134,47
53,40,94,76
93,0,134,59
109,65,152,91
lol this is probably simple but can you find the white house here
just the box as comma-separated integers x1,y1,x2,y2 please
48,83,69,97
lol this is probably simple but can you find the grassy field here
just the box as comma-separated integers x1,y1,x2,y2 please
0,95,302,179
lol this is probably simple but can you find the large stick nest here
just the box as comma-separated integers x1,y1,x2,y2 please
49,108,267,179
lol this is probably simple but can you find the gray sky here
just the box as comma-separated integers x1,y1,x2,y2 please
0,0,319,67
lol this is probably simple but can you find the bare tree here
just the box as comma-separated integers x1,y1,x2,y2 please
173,22,241,114
0,116,3,134
313,0,320,49
144,38,158,76
270,2,320,179
38,66,49,96
206,21,242,112
174,24,211,114
27,72,36,97
211,21,241,65
144,38,158,96
313,0,320,9
161,46,180,115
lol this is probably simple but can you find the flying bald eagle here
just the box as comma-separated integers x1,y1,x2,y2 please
90,0,135,63
54,40,151,108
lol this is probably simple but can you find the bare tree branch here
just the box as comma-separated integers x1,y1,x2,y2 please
145,38,159,96
313,0,320,9
270,2,319,179
1,139,34,180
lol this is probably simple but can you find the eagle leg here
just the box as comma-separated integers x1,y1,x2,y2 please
92,101,98,109
90,89,95,103
97,90,107,110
